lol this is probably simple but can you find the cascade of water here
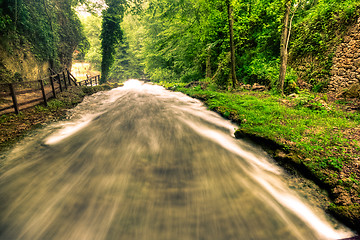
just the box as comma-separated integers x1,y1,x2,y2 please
0,80,355,240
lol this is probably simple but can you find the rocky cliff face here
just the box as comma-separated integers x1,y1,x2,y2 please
0,40,50,83
329,18,360,93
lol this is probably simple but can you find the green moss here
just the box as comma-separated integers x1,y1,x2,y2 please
167,82,360,230
328,204,360,231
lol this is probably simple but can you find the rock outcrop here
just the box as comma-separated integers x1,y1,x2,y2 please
328,18,360,93
0,42,50,83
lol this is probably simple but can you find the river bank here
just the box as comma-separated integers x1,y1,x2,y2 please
161,81,360,233
0,79,355,239
0,84,119,152
1,80,359,234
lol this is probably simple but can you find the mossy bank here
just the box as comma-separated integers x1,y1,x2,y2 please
162,81,360,233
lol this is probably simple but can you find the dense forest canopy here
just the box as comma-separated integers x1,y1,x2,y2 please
96,0,360,93
0,0,359,92
78,14,102,69
0,0,91,71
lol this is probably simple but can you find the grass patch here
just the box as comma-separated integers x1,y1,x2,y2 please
165,82,360,231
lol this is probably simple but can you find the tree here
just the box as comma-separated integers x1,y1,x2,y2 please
279,0,302,94
226,0,237,88
0,0,87,69
108,13,145,81
100,0,126,83
80,14,102,70
279,0,290,94
134,0,206,82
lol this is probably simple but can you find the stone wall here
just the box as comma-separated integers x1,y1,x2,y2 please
328,18,360,92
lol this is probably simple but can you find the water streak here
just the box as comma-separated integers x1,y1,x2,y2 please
0,80,354,240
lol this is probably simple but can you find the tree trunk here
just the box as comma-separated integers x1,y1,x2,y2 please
211,52,230,82
227,0,237,88
206,47,212,79
14,0,18,31
279,0,291,95
43,0,56,69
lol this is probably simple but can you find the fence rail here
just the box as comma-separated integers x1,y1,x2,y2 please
77,74,100,87
0,69,100,115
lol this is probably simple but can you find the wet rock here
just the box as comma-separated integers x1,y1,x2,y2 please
288,93,298,98
275,150,287,159
252,83,266,91
340,84,360,98
344,36,352,43
242,84,252,90
333,186,353,206
234,129,247,139
354,59,360,68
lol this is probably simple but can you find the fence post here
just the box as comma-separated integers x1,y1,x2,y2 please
58,74,63,92
66,69,72,86
9,83,19,114
39,80,48,106
62,71,68,90
65,70,71,86
50,75,57,98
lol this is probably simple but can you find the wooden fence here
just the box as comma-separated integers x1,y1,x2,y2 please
78,74,100,87
0,69,100,115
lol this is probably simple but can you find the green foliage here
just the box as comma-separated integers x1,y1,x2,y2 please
110,14,145,81
292,0,360,57
239,55,280,87
100,0,126,83
0,0,88,69
81,84,112,94
234,0,282,86
123,0,284,87
109,36,144,81
118,0,360,93
0,8,12,33
284,67,299,94
80,14,102,70
169,83,360,195
47,99,66,110
132,0,211,83
57,1,90,67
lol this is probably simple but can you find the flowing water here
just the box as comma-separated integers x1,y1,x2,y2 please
0,80,355,240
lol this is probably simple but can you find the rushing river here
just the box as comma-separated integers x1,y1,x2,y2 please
0,80,355,240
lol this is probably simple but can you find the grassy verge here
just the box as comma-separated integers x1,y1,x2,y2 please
0,83,120,152
163,81,360,231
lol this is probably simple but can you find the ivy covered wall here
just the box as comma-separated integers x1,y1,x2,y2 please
0,0,88,83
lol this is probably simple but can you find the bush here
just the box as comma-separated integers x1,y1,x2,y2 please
284,67,299,94
81,86,96,94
